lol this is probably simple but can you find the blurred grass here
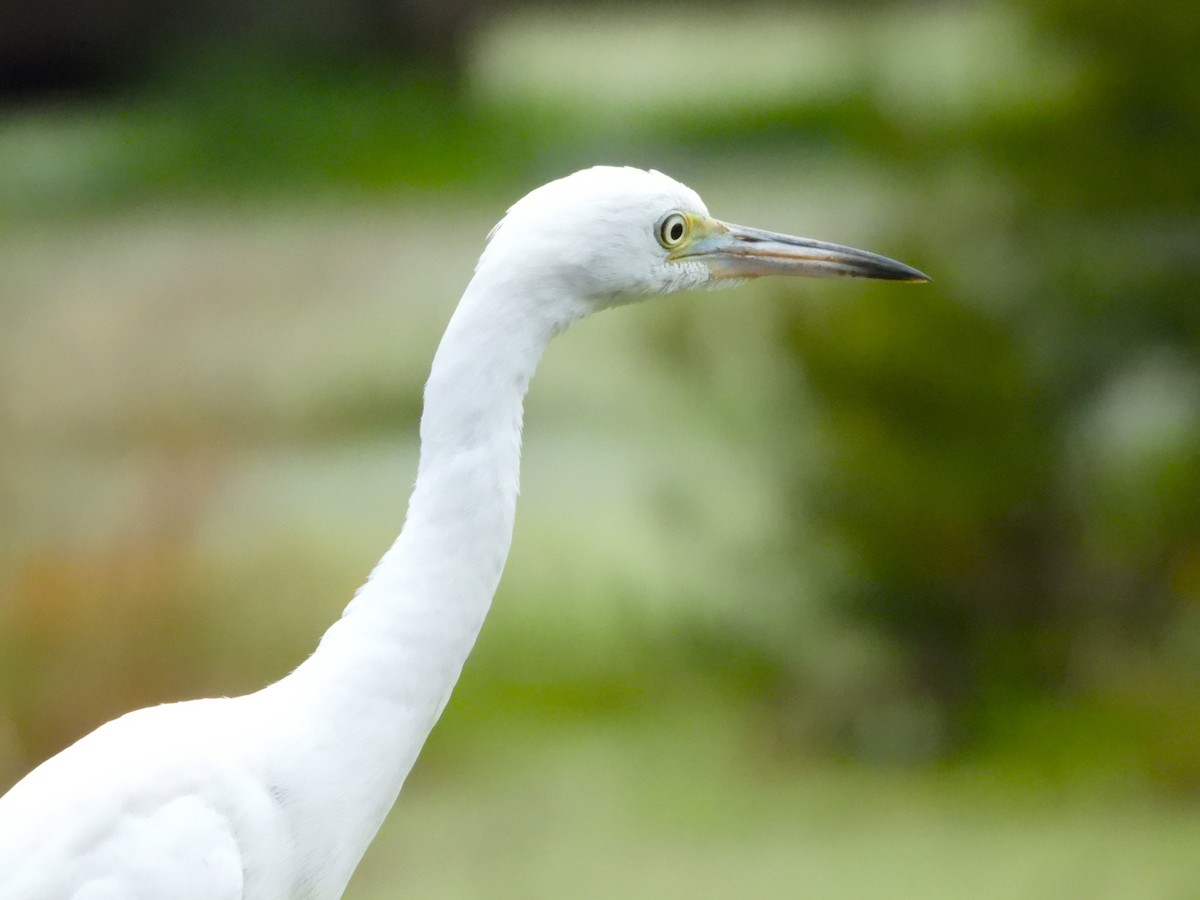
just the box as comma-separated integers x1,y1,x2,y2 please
353,712,1200,899
1,1,1199,895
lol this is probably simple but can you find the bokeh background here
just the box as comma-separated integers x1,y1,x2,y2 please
2,0,1199,896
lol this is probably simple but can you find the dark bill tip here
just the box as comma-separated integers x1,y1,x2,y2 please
864,259,932,283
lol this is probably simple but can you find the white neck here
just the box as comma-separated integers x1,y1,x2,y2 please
254,270,570,893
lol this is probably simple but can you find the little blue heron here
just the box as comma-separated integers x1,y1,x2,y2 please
0,166,927,898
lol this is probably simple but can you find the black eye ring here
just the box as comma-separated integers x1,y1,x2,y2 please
658,213,688,249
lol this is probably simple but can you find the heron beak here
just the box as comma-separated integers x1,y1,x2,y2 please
677,218,930,283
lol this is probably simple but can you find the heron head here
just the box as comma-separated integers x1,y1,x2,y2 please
476,166,928,323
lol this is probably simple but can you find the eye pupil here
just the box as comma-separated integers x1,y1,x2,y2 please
659,214,687,248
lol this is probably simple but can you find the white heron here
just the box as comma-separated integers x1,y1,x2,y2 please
0,166,927,899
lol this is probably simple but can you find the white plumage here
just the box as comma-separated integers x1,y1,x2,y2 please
0,167,926,899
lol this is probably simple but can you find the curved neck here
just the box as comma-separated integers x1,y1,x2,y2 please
259,274,564,892
347,276,558,640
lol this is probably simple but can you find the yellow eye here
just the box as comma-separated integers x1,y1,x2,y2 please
658,213,688,249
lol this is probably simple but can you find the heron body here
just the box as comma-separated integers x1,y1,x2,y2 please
0,167,926,898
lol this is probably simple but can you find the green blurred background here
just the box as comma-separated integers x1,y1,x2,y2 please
2,0,1199,896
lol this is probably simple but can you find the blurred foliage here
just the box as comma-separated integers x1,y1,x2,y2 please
0,55,561,212
748,0,1200,775
143,55,551,193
